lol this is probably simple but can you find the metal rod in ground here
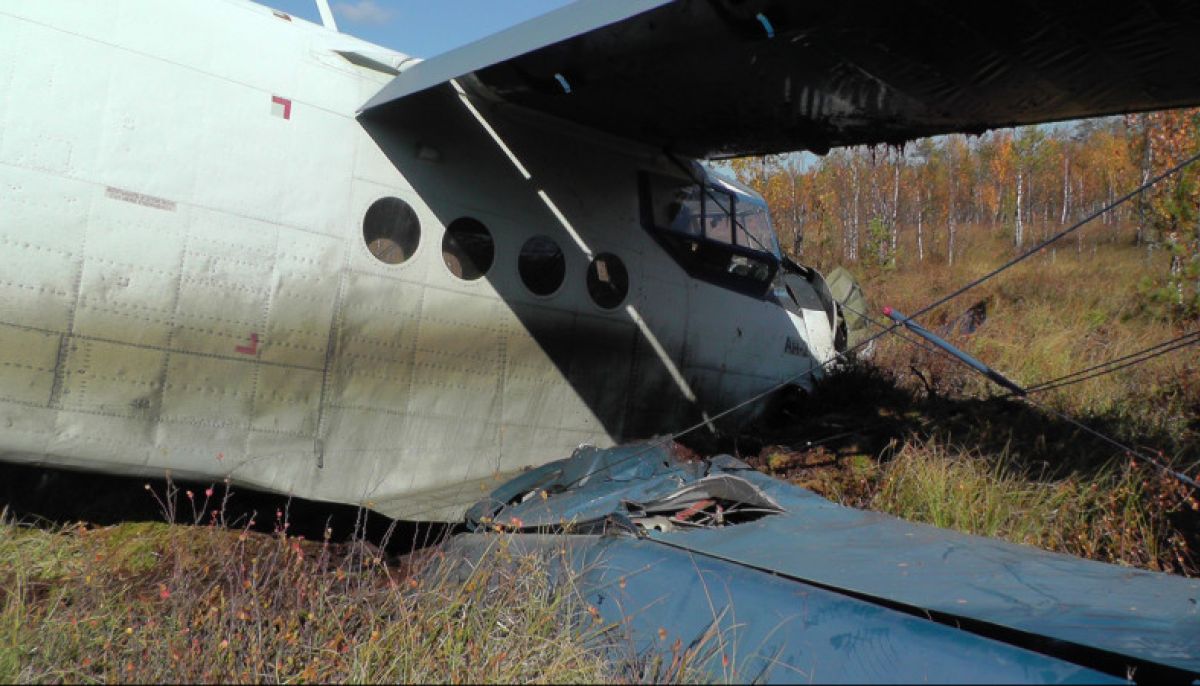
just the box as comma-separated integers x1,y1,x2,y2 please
882,306,1027,396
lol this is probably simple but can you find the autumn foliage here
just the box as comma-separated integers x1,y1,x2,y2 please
732,109,1200,319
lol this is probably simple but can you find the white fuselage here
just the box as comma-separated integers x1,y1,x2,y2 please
0,0,834,519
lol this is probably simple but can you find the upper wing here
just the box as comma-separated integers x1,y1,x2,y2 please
360,1,672,112
361,0,1200,157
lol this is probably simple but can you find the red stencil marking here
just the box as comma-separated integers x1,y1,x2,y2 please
271,95,292,120
235,333,260,355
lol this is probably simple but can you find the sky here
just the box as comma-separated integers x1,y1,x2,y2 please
260,0,576,57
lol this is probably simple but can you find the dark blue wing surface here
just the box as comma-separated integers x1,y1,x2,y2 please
363,0,1200,157
466,443,1200,682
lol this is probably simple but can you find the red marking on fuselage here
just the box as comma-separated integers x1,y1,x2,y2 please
271,95,292,120
235,333,260,355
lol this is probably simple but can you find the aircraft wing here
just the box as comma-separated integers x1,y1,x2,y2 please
462,443,1200,682
361,0,1200,157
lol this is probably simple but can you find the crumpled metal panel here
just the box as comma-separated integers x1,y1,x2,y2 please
466,443,706,529
470,443,1200,679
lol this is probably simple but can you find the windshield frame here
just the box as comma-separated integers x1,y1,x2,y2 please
638,169,781,297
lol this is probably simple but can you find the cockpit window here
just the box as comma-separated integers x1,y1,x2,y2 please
736,202,779,256
666,191,703,236
702,189,735,244
641,170,780,296
664,184,780,256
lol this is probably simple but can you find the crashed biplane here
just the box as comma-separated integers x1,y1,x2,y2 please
2,0,1199,681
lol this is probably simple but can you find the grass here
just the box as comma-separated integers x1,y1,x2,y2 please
863,439,1195,572
750,224,1200,576
862,225,1197,435
0,497,617,684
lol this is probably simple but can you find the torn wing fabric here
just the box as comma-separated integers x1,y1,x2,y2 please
362,0,1200,157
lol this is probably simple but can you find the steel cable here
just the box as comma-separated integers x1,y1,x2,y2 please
1021,332,1200,395
840,299,1200,486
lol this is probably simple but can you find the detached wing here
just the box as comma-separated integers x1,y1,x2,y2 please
362,0,1200,157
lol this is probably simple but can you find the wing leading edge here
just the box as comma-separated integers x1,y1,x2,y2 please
362,0,1200,157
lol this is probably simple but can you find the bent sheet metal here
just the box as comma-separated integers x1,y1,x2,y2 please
458,443,1200,684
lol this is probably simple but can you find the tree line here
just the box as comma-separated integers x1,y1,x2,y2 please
731,109,1200,318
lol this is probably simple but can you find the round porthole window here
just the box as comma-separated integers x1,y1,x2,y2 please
442,217,495,281
586,253,629,309
518,235,565,296
363,197,420,265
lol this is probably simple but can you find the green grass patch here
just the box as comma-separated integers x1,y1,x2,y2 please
864,439,1194,573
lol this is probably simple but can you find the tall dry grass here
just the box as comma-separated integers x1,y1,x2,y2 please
861,226,1198,460
862,439,1197,573
759,225,1200,576
0,487,617,684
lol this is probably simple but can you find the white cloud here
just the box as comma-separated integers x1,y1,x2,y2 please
333,0,394,25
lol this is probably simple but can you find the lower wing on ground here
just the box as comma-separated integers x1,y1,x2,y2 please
457,442,1200,683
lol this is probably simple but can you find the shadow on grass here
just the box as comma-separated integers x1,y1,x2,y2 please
707,361,1200,576
729,361,1198,482
0,462,455,556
